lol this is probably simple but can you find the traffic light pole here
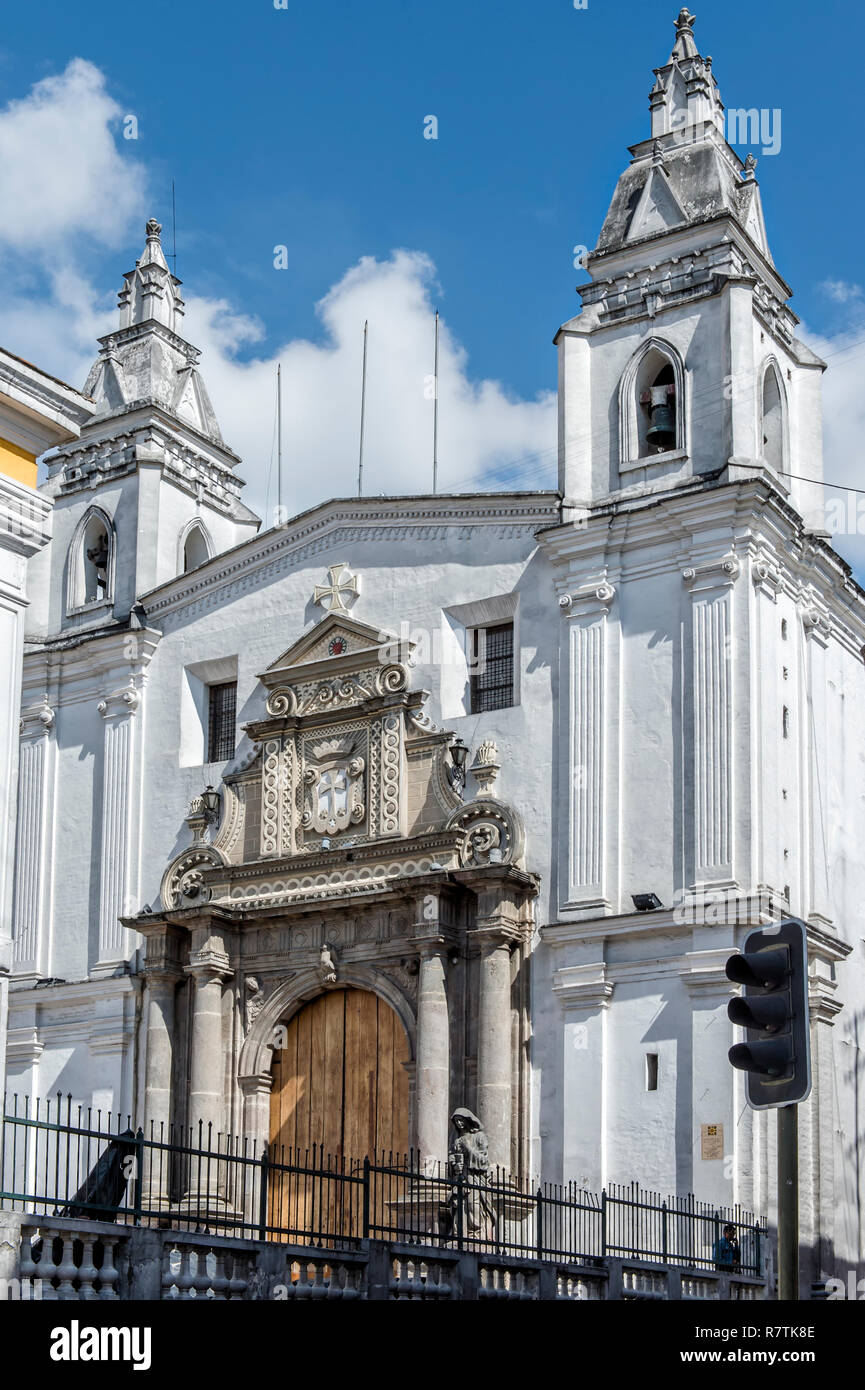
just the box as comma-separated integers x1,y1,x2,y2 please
777,1103,798,1300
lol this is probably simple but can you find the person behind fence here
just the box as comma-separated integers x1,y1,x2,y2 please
445,1107,497,1238
712,1223,741,1272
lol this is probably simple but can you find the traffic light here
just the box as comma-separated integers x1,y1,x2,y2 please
725,918,811,1109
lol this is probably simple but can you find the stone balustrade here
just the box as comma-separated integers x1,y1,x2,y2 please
0,1210,767,1302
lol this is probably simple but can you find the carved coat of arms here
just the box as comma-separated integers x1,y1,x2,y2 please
302,736,366,836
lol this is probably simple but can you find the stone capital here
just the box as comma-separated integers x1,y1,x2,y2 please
185,948,233,984
97,683,140,720
19,697,55,739
557,579,616,616
682,553,740,593
468,916,523,951
238,1070,274,1098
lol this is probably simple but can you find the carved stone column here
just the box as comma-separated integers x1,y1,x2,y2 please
11,698,56,979
415,945,450,1173
139,924,185,1207
474,928,515,1173
239,1071,274,1226
185,945,234,1144
95,684,140,975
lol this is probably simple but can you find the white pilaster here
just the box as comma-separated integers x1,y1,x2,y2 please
94,685,140,976
560,582,616,911
11,699,56,979
552,961,613,1191
683,557,739,889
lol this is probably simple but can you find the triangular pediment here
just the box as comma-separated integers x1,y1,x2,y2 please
625,165,687,241
259,613,409,686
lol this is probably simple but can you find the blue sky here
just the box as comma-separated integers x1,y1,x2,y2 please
2,0,865,551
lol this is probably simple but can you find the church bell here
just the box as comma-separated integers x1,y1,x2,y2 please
644,384,676,451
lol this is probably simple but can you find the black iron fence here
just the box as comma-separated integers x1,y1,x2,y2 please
1,1094,766,1275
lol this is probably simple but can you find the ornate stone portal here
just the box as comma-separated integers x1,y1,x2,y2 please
130,605,537,1182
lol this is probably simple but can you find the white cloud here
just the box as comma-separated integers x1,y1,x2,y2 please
0,59,145,254
0,59,555,518
184,251,557,518
818,279,863,305
800,318,865,578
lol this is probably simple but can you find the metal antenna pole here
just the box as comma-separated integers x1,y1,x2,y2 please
433,309,439,494
277,363,283,519
171,179,177,274
777,1104,799,1300
358,320,368,497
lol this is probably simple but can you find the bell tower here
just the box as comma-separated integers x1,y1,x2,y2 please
28,219,260,636
557,8,825,534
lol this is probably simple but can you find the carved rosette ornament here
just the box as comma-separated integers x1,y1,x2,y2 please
446,797,525,869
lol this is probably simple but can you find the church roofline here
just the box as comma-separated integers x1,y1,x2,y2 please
137,489,563,619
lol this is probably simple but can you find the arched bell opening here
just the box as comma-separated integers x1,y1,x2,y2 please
67,506,115,614
761,362,787,475
619,339,686,465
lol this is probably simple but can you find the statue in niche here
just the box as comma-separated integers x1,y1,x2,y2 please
442,1107,497,1240
319,941,338,985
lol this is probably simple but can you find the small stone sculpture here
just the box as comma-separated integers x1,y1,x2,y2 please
319,941,338,985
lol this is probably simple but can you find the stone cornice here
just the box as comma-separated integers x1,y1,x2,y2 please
543,479,865,657
0,474,52,560
21,627,161,710
139,492,561,621
0,346,95,452
552,962,614,1011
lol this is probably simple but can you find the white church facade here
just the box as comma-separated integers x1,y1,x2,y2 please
4,10,864,1289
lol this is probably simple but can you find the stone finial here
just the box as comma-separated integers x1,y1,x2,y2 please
671,7,699,61
470,740,501,796
743,153,758,181
145,218,162,240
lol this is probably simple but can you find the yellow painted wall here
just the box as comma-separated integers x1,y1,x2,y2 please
0,436,38,489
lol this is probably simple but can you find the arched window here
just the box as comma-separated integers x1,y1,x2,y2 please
67,507,115,614
619,340,686,466
179,520,212,575
761,362,786,475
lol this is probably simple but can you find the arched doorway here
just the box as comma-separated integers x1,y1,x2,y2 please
268,988,410,1240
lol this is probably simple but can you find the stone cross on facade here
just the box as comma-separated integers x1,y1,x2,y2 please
313,562,361,614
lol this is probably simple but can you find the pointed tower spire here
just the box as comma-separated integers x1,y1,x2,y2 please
670,7,699,61
117,217,185,333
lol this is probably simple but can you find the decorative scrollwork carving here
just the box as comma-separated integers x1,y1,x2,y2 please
446,797,525,869
266,686,297,717
377,664,407,695
160,844,226,910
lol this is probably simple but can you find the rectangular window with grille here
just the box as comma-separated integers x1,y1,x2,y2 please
207,681,237,763
469,621,514,714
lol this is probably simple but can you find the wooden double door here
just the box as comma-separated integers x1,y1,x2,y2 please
268,988,410,1240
